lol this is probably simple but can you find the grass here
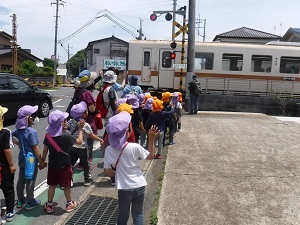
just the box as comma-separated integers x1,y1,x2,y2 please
150,152,167,224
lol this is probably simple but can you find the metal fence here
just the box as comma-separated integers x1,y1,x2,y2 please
199,77,300,98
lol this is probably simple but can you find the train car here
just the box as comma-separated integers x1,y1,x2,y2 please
127,40,300,96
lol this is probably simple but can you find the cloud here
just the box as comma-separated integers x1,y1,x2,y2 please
0,5,11,27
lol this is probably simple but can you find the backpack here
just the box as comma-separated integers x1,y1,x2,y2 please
189,80,201,95
128,85,139,96
96,85,113,118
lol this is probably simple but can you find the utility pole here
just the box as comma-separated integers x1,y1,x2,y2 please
11,14,17,74
51,0,64,86
185,0,196,112
196,18,206,42
172,0,177,41
137,19,144,40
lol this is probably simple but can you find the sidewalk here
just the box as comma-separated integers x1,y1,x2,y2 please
158,112,300,225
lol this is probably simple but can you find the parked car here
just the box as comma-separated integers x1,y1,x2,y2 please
0,73,53,120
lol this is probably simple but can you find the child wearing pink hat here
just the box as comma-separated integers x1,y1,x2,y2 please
42,110,85,214
103,112,159,225
12,105,47,211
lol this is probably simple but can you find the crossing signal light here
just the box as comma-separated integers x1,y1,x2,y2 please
170,52,176,59
170,41,177,49
165,13,172,21
150,13,157,21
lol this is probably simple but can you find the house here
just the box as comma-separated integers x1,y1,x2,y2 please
281,28,300,42
0,30,42,71
85,36,128,73
213,27,282,44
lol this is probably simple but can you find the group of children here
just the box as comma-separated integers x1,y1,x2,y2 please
0,86,183,223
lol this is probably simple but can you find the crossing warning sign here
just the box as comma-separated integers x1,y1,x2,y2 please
173,21,188,38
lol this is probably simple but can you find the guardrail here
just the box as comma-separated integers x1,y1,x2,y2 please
199,77,300,98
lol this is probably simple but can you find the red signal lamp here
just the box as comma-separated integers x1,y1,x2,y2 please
150,13,157,21
170,52,176,59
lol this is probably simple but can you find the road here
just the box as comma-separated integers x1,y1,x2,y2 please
0,87,104,225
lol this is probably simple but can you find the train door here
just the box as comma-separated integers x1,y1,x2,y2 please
158,50,174,89
141,49,151,82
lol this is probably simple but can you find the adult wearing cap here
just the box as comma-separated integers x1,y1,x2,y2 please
42,110,85,213
0,106,16,222
120,75,143,98
188,74,201,114
103,112,159,225
12,105,47,211
75,70,99,168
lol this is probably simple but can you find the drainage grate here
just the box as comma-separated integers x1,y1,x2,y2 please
65,195,118,225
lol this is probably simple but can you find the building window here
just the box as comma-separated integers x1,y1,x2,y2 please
280,56,300,74
222,53,243,71
144,51,150,67
94,48,100,54
195,52,214,70
251,55,272,72
162,51,172,68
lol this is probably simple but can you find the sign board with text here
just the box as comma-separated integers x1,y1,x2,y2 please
103,59,126,70
173,63,187,69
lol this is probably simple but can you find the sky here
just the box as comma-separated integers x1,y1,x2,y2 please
0,0,299,63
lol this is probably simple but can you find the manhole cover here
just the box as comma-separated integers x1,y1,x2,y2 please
65,195,118,225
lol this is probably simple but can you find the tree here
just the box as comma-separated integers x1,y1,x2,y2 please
67,49,85,77
17,60,39,75
42,58,55,68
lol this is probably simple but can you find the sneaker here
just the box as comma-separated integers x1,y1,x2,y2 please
110,177,115,186
84,178,93,187
76,164,84,171
44,202,54,214
6,210,15,222
1,207,6,216
169,142,176,145
15,200,26,208
65,201,79,213
155,154,162,159
25,199,41,211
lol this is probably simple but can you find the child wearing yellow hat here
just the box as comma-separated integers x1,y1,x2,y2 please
145,98,174,159
161,92,175,146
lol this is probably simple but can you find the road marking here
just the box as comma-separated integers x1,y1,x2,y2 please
52,99,62,104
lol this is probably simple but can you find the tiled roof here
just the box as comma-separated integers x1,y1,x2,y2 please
214,27,281,40
0,49,11,55
289,28,300,34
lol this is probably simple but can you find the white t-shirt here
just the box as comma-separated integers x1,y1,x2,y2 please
104,142,149,190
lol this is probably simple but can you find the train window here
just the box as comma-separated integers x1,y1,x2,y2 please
222,54,243,71
251,55,272,73
144,51,150,67
162,51,172,68
280,56,300,74
195,52,214,70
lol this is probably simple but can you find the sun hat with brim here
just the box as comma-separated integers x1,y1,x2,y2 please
106,111,131,150
172,92,179,105
116,98,127,108
70,101,87,119
129,75,138,85
0,106,8,117
125,94,139,109
46,110,69,137
143,98,153,111
102,70,116,84
78,71,98,88
117,103,134,115
152,99,164,112
0,105,8,130
15,105,38,129
138,93,145,105
161,92,173,103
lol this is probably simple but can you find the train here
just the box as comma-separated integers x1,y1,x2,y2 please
127,40,300,97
